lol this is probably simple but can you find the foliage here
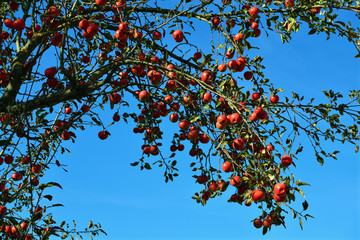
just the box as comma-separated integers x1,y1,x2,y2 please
0,0,359,238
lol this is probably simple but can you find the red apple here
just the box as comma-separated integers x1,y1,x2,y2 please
249,6,259,16
234,33,244,42
263,218,272,228
285,0,294,7
230,176,241,187
251,189,265,202
153,31,162,40
222,161,233,172
96,0,107,6
253,219,263,228
194,52,202,59
197,175,208,184
173,30,184,42
281,154,292,167
138,90,150,101
232,138,245,150
13,19,25,31
98,131,108,140
270,94,279,103
274,182,288,197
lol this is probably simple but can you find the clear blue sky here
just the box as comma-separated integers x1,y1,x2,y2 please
41,5,360,240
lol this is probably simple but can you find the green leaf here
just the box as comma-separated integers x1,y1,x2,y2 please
299,217,303,230
302,200,309,211
38,182,63,190
216,44,225,50
43,195,53,201
308,29,316,35
144,163,151,170
295,187,305,198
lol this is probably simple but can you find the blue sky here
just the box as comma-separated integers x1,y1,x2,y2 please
38,4,360,240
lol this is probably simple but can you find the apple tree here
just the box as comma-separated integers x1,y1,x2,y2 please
0,0,359,238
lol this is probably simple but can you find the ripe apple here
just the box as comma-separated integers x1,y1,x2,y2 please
22,156,30,164
201,70,213,83
179,120,190,130
285,0,294,7
254,28,261,37
177,144,184,151
153,31,162,40
0,206,7,215
79,19,89,30
263,218,272,228
232,138,245,150
244,71,253,80
61,131,71,140
169,113,179,122
253,219,263,228
46,78,59,89
312,7,321,14
209,182,218,191
4,155,13,164
244,200,251,206
96,0,107,6
251,189,265,202
11,172,22,181
187,129,199,140
270,94,279,103
164,95,173,103
11,226,18,234
31,164,41,173
13,19,25,31
20,222,28,230
9,2,19,11
64,107,72,114
229,113,242,124
98,131,108,140
274,182,288,197
197,175,208,184
251,22,259,29
199,134,210,144
118,22,128,32
138,90,150,101
202,92,212,104
249,6,259,16
212,16,221,26
234,33,244,42
194,52,202,59
34,206,42,214
249,112,258,122
273,193,287,202
225,51,234,59
226,19,235,28
230,176,241,187
222,161,233,172
109,92,121,104
150,145,159,155
218,63,227,72
217,115,228,124
4,19,14,28
202,191,211,200
281,154,292,167
173,30,184,42
81,104,90,113
82,56,90,63
86,24,99,36
228,60,238,70
251,92,261,100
